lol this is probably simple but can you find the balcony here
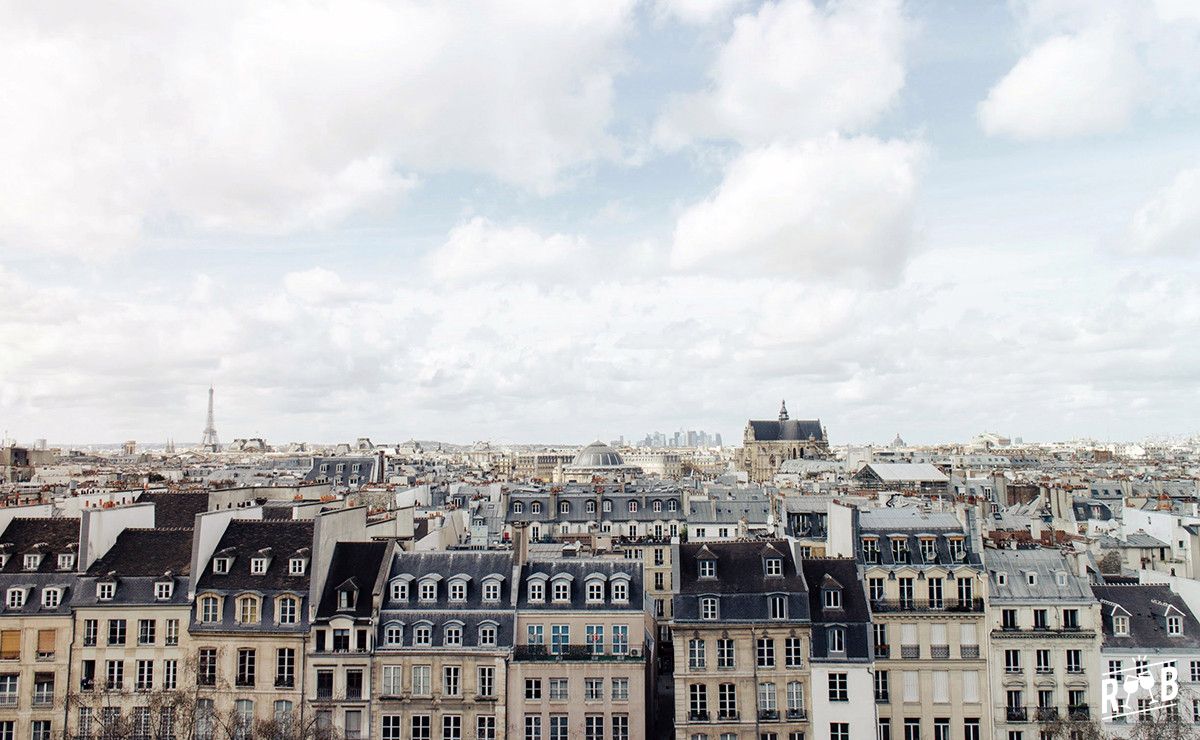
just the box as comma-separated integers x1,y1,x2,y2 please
1036,708,1059,722
475,694,498,702
33,691,54,706
758,710,780,722
930,645,950,660
900,645,920,659
786,709,809,721
875,693,889,704
1006,707,1028,723
514,645,643,662
688,711,710,722
198,675,216,687
717,711,739,721
871,598,985,614
1069,705,1089,720
0,693,16,706
275,677,295,689
960,645,980,659
874,644,890,659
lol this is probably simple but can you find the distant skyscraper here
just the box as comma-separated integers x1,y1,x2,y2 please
200,386,221,452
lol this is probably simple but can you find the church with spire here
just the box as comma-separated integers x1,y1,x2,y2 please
736,400,830,482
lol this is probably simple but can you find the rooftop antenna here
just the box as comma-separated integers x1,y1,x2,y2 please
200,386,221,452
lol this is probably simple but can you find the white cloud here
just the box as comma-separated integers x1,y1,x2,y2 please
670,135,925,281
1125,166,1200,255
654,0,747,26
655,0,911,148
0,1,634,254
979,1,1200,139
424,218,590,284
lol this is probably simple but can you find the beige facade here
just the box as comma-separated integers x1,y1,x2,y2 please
369,648,508,740
0,614,71,740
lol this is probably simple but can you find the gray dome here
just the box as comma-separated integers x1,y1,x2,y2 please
571,440,624,468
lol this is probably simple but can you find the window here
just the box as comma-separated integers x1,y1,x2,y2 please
212,557,230,574
105,660,124,690
718,682,738,718
289,558,306,575
551,624,570,654
958,577,973,606
1114,615,1129,635
414,624,432,646
41,588,59,608
904,720,920,740
549,677,569,701
717,638,735,669
832,724,850,740
529,581,545,602
1033,609,1048,629
824,589,842,609
0,675,16,705
828,673,848,702
1169,616,1184,635
525,678,543,700
525,716,542,740
759,682,777,715
891,538,908,563
690,639,707,669
442,666,461,696
765,558,783,576
875,670,890,702
513,502,525,514
97,582,115,600
587,581,604,603
31,721,50,740
552,580,570,602
869,578,885,602
699,559,716,578
412,715,431,740
478,666,495,698
829,627,845,653
478,716,497,740
701,597,718,619
163,659,177,690
277,596,298,624
606,676,627,701
1036,649,1050,674
757,638,775,667
108,619,126,645
483,579,501,602
199,595,219,622
585,716,604,740
770,595,787,619
198,648,217,686
934,719,950,740
612,624,629,654
927,578,943,609
237,596,259,624
154,581,173,600
443,715,462,740
1063,609,1079,629
236,648,256,686
419,580,437,601
449,580,467,602
964,720,980,740
531,502,542,514
250,557,268,575
136,659,153,690
275,648,295,688
612,579,629,602
391,580,409,601
138,619,156,645
480,624,497,646
1005,649,1021,673
612,716,629,740
586,677,604,700
1066,650,1082,673
786,637,804,668
445,625,463,646
690,684,710,718
412,665,431,696
863,538,880,562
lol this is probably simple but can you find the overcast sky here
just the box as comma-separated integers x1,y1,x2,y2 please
1,0,1199,447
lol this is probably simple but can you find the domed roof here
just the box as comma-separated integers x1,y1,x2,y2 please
571,440,624,468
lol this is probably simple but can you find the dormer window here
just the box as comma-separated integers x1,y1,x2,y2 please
97,582,115,601
530,502,542,514
251,558,268,575
482,580,501,603
155,582,173,600
919,539,936,563
391,581,409,601
212,558,231,575
996,572,1008,586
824,589,842,609
559,501,570,514
890,538,908,563
1026,572,1037,586
668,499,678,512
384,624,403,645
444,625,462,646
1114,615,1129,636
700,597,718,620
765,558,783,577
653,500,662,512
1169,616,1183,636
587,581,604,603
769,595,787,619
449,581,467,602
277,596,298,624
23,554,41,571
699,559,716,578
338,588,357,611
289,558,306,576
199,595,219,622
6,588,25,608
948,538,965,561
480,625,497,646
829,627,845,653
612,579,629,603
57,554,75,570
513,502,525,514
552,581,570,602
586,501,596,514
419,580,437,602
414,625,432,646
603,500,612,512
529,581,545,602
237,595,260,623
41,588,61,608
862,538,879,563
628,501,638,513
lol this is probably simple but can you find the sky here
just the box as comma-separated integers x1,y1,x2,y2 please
1,0,1199,447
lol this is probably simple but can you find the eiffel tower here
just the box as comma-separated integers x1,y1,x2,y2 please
200,386,221,452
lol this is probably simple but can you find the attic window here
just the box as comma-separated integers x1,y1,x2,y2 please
529,581,545,602
391,581,409,601
1055,572,1067,587
338,588,357,611
6,588,25,608
41,588,61,608
1114,615,1129,636
97,582,115,601
824,589,842,609
513,502,525,514
155,582,174,600
765,558,783,577
449,581,467,602
699,559,716,579
57,554,75,571
996,572,1008,586
289,558,306,576
251,558,268,575
482,580,500,603
919,539,936,562
530,502,542,514
23,554,40,571
1168,616,1183,636
1026,572,1037,586
612,580,628,603
419,580,437,602
552,581,570,602
586,581,604,603
212,558,231,575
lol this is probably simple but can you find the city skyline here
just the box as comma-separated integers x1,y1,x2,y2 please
2,1,1199,444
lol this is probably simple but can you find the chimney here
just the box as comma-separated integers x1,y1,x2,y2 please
512,521,530,567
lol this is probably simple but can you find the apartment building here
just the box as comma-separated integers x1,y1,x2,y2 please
673,540,812,740
68,526,194,738
191,519,314,734
1092,584,1200,735
0,518,78,740
370,550,512,740
803,558,874,740
510,556,651,740
858,509,990,740
984,548,1101,740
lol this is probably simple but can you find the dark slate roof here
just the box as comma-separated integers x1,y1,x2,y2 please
0,518,79,573
803,559,870,624
137,491,210,528
316,541,389,620
379,551,517,649
0,573,76,616
748,419,825,442
71,574,190,608
1073,500,1113,522
86,528,193,577
195,520,313,591
518,558,644,612
675,541,811,623
1092,584,1200,650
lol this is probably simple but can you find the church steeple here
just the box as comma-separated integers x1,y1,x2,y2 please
778,399,789,421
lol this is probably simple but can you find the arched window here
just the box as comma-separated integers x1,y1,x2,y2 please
444,625,463,646
391,580,409,601
628,501,638,513
384,624,403,645
586,501,596,513
667,499,678,512
531,502,542,514
587,582,604,603
559,501,570,514
237,595,259,624
513,502,525,514
449,581,466,602
553,581,570,602
612,580,629,603
277,596,298,625
199,595,219,623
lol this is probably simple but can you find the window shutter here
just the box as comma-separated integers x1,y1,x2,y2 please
963,671,980,703
960,623,977,645
933,671,949,703
37,629,55,653
0,630,20,659
903,671,919,702
930,624,947,644
901,623,918,644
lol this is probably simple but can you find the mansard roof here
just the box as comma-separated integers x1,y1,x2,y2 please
196,520,313,591
0,518,79,573
1092,584,1200,650
316,541,389,619
747,419,825,442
